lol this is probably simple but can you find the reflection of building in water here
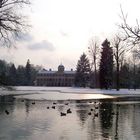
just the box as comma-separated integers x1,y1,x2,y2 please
36,64,75,86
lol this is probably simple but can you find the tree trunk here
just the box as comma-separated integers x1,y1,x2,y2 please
94,59,97,88
116,48,120,91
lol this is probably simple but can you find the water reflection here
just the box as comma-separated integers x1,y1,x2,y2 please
0,95,15,115
100,102,113,129
114,104,119,140
25,100,30,115
99,102,113,139
0,95,140,140
75,102,89,126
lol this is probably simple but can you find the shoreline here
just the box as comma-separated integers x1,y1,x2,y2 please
0,86,140,95
0,86,140,100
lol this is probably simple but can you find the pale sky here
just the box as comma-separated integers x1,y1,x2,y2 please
0,0,140,70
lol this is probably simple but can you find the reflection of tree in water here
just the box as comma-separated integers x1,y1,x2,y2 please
115,103,140,140
0,95,15,114
129,104,140,140
0,95,15,103
99,102,113,139
76,109,89,126
75,101,89,126
100,102,113,128
57,104,65,113
114,104,119,140
25,99,30,115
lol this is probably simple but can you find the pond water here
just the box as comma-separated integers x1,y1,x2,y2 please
0,94,140,140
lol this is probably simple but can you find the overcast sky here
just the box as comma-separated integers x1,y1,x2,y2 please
0,0,139,70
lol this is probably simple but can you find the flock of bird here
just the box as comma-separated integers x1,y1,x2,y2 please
45,100,101,118
4,99,104,118
46,102,72,116
87,102,100,118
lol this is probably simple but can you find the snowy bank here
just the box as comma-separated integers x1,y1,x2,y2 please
0,86,140,96
0,86,140,100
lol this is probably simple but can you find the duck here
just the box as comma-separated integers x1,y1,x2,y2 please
67,108,72,114
111,112,115,115
88,112,92,115
91,108,94,111
21,99,24,102
5,110,9,115
53,102,57,105
52,106,55,109
95,113,98,117
32,102,35,105
61,112,66,116
65,103,69,105
47,107,49,109
95,106,98,109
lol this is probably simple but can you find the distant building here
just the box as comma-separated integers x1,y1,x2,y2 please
36,64,75,86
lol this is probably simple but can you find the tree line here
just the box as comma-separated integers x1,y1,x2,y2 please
74,38,140,90
0,59,39,86
0,1,139,90
75,8,140,90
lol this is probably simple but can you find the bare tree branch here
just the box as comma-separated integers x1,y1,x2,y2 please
88,37,100,87
119,5,140,46
0,0,30,47
112,34,130,90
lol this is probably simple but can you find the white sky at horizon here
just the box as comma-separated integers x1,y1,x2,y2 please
0,0,140,70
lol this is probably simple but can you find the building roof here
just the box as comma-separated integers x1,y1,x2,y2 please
64,71,75,74
58,64,65,72
38,69,75,74
38,70,56,74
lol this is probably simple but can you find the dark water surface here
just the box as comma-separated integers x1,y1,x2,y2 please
0,95,140,140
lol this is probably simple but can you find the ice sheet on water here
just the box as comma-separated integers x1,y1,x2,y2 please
0,86,140,96
14,92,114,100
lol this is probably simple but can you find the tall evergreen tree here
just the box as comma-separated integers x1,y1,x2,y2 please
17,65,26,85
25,59,31,86
0,59,39,86
75,53,91,87
30,65,38,85
0,60,8,85
99,39,113,89
8,64,17,86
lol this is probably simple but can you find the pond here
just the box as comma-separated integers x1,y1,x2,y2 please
0,94,140,140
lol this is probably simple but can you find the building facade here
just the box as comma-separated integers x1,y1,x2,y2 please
36,64,75,86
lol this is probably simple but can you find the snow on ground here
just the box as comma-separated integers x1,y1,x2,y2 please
0,86,140,100
14,86,140,94
0,86,140,96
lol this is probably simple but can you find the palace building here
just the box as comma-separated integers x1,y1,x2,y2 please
36,64,75,86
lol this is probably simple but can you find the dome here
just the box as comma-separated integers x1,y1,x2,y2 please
58,64,65,72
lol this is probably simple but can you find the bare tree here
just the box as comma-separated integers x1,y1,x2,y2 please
112,35,128,90
130,49,140,89
119,6,140,51
132,52,138,89
88,37,100,88
0,0,30,47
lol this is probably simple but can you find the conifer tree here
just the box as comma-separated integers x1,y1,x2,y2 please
75,53,91,87
8,64,17,85
17,65,26,85
0,60,7,85
25,59,31,86
99,39,113,89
